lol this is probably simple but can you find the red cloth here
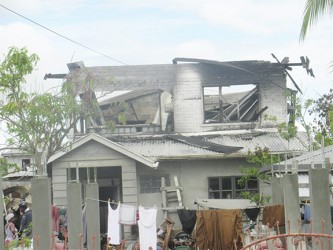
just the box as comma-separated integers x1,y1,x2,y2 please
52,205,59,232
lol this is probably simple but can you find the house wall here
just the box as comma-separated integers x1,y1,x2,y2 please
173,65,287,133
173,64,204,133
51,141,137,207
2,154,32,172
137,158,250,227
259,74,287,126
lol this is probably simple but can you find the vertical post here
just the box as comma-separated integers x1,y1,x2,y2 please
283,174,300,249
67,182,83,250
271,177,284,205
31,177,52,250
161,177,167,218
87,168,90,184
309,168,332,250
94,167,97,183
86,183,101,250
219,86,223,122
0,176,4,250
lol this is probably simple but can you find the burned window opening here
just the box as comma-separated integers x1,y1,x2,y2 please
203,85,259,123
287,89,298,126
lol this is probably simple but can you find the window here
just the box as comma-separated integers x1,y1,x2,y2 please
22,159,30,171
140,175,170,194
203,85,259,123
208,176,258,199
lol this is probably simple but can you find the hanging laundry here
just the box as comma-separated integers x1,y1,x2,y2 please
119,204,137,225
244,207,260,222
177,209,196,234
304,204,311,222
82,206,87,244
107,201,120,245
262,204,285,228
196,209,243,250
52,205,59,232
58,207,68,241
138,206,157,250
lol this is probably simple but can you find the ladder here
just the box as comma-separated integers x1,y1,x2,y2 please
160,176,183,218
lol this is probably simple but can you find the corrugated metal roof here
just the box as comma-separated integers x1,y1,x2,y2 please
110,131,309,160
205,131,309,153
277,144,333,166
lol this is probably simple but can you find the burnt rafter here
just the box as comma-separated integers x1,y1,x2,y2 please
271,53,315,95
166,134,243,154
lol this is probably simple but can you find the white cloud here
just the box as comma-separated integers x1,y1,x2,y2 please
0,0,332,101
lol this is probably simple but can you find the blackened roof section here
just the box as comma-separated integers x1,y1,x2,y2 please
166,134,243,154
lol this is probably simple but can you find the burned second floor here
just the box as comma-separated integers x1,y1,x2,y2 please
51,57,305,135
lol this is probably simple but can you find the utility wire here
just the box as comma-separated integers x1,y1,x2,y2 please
0,3,127,65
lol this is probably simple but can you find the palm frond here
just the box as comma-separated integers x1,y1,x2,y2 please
300,0,333,41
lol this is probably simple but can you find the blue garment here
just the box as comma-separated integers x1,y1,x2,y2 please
20,209,32,237
304,205,311,222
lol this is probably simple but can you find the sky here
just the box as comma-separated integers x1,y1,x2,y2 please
0,1,332,129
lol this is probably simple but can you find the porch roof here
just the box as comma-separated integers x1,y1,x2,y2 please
47,133,159,168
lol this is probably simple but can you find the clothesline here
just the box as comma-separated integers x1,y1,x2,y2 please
85,198,159,210
84,197,266,212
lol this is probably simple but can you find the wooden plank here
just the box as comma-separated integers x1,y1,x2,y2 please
161,177,167,218
174,176,183,207
161,206,184,211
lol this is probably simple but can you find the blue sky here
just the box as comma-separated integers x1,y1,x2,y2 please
0,0,333,99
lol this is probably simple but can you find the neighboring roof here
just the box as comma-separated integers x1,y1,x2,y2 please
194,198,258,209
2,170,35,179
110,131,309,160
1,148,30,157
268,144,333,172
287,144,333,165
48,133,159,168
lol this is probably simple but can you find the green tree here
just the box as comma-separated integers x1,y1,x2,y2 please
308,88,333,146
300,0,333,40
0,47,81,175
238,146,279,205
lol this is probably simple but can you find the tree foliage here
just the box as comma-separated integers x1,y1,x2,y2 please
300,0,333,40
308,88,333,146
0,47,80,175
238,146,279,205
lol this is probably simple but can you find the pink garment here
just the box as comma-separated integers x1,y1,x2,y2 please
52,205,59,232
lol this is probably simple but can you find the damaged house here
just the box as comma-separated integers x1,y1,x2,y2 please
46,58,309,241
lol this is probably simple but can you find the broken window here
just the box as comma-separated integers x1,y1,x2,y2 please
140,175,170,193
203,85,259,123
208,176,258,199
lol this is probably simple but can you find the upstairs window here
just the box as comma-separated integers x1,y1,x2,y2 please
208,176,258,199
22,159,31,171
203,85,259,123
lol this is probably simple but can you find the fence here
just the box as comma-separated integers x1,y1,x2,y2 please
239,219,333,250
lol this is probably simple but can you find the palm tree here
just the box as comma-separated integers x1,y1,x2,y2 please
300,0,333,41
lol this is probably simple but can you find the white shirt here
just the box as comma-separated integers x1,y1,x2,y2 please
138,206,157,250
119,204,137,225
107,201,120,245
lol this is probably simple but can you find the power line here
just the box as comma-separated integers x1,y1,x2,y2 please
0,4,127,65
